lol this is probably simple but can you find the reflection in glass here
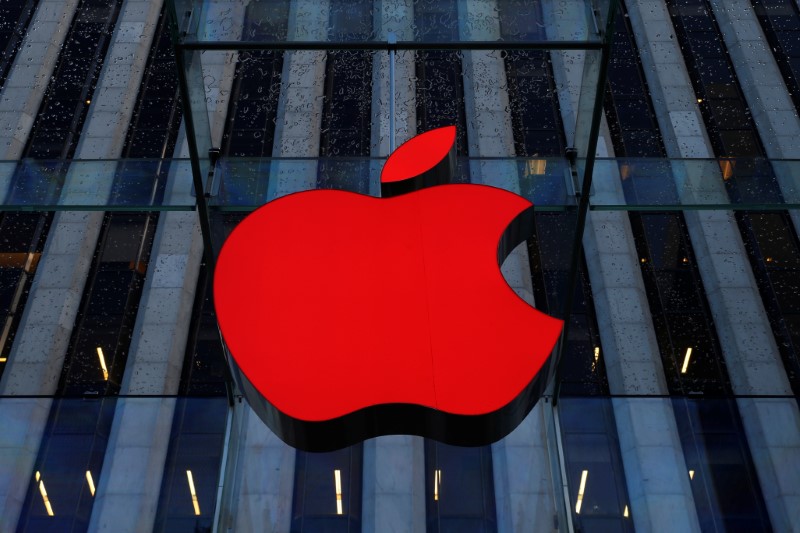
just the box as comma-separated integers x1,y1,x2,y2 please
752,0,800,113
220,0,287,159
2,0,124,368
674,399,772,532
425,441,497,533
0,0,37,87
182,214,244,395
19,0,122,161
154,398,228,532
415,0,467,154
668,0,800,395
0,212,48,375
291,446,363,532
558,398,633,532
57,213,156,395
501,0,566,158
16,399,116,532
529,214,608,394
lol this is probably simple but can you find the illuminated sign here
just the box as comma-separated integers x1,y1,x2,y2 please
214,127,562,451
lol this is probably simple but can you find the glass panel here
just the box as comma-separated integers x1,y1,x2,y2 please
291,446,363,532
210,157,576,209
674,398,772,532
425,441,497,533
589,158,800,209
20,0,123,161
0,0,38,87
153,397,229,532
0,159,198,210
559,398,633,532
15,398,116,533
9,397,229,533
172,0,607,45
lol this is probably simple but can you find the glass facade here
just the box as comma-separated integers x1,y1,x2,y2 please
0,0,798,532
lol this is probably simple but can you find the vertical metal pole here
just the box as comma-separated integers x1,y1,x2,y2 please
388,32,397,151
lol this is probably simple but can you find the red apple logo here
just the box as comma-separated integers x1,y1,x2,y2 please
214,126,562,451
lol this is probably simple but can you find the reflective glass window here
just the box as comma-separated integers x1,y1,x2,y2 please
15,399,116,533
528,214,608,395
57,213,156,395
674,398,773,532
558,398,634,532
0,212,49,375
14,6,185,529
154,398,229,532
425,441,497,533
0,0,38,87
603,4,666,158
319,0,372,158
291,446,363,532
629,212,772,531
220,1,287,158
415,0,468,154
668,0,800,395
605,6,775,529
182,214,244,395
2,0,124,371
752,0,800,112
21,0,122,161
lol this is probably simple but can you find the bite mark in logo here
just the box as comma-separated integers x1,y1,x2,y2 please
214,126,562,451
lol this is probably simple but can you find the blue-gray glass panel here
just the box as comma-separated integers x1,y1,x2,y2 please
0,0,38,87
630,211,773,531
181,213,244,395
319,0,372,159
0,212,48,373
529,213,608,394
171,0,606,45
559,398,633,532
21,0,122,161
668,0,800,395
220,0,287,158
674,398,773,532
425,442,497,533
15,399,115,533
153,397,228,532
57,213,156,396
1,0,123,375
752,0,800,113
291,446,363,533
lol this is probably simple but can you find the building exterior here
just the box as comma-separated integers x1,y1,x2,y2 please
0,0,798,531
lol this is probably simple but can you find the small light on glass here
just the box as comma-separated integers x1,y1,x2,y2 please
334,469,343,515
186,470,201,516
96,347,108,380
575,470,588,514
37,472,54,516
86,471,96,496
681,347,693,374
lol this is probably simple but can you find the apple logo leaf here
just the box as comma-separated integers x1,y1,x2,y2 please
380,125,456,198
214,126,563,451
